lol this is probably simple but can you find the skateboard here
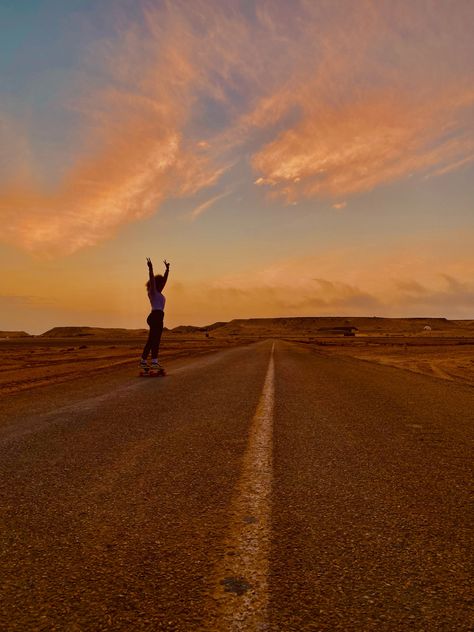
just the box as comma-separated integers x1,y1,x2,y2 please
139,367,166,378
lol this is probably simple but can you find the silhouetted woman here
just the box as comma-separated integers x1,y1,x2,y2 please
140,257,170,371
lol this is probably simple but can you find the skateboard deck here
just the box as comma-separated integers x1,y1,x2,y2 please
139,368,166,377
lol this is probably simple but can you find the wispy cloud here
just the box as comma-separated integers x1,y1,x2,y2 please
246,0,474,201
189,190,231,220
1,0,473,255
252,88,474,201
0,2,224,255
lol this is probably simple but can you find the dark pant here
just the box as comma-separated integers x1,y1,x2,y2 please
142,310,164,360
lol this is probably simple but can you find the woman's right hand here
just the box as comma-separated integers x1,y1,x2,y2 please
146,257,153,268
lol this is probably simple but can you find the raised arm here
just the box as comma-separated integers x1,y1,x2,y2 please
146,257,155,292
162,259,170,288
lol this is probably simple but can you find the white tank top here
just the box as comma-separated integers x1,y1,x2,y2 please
148,288,166,311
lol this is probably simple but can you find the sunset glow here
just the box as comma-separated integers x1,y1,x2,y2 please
1,0,473,332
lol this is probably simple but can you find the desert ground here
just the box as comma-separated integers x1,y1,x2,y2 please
0,318,472,630
0,327,255,396
308,338,474,386
2,317,474,394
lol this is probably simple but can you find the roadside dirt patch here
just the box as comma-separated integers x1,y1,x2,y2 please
0,334,255,395
304,338,474,387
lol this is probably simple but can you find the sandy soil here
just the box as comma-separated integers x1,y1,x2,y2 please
302,337,474,387
3,323,474,395
0,333,254,395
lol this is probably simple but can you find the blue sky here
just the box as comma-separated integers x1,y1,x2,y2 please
1,0,473,332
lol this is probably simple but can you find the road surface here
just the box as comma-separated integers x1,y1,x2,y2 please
0,340,472,631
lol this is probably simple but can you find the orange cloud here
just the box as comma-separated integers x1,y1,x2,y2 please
251,88,474,201
246,0,474,201
0,3,223,256
169,233,474,321
1,0,473,255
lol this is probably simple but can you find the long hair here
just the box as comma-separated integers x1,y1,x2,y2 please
146,274,164,292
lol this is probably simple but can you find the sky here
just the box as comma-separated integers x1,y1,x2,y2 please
1,0,473,333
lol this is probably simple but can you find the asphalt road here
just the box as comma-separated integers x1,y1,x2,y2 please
0,340,472,631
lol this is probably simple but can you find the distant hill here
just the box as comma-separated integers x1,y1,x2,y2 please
204,321,227,331
170,325,203,333
452,320,474,329
0,331,31,339
34,318,474,340
207,316,472,337
170,322,227,333
40,327,149,338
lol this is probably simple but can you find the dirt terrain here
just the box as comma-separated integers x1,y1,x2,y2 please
2,318,474,394
1,323,472,630
292,338,474,387
0,332,254,395
208,319,474,386
207,316,474,387
1,340,472,630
